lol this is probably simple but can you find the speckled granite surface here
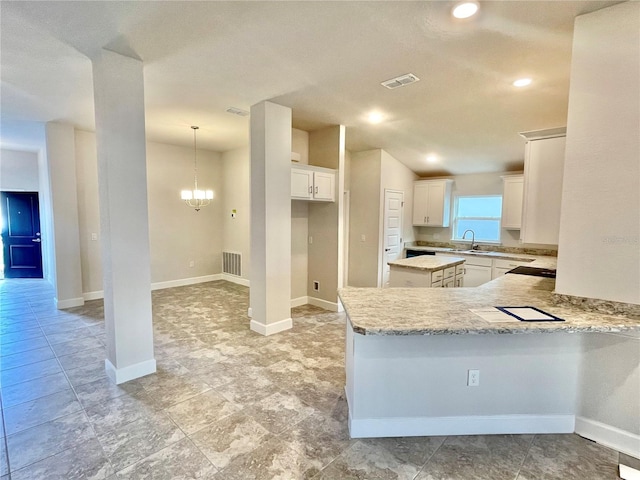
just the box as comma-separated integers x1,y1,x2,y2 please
406,246,542,263
339,257,640,336
411,242,558,257
388,256,465,272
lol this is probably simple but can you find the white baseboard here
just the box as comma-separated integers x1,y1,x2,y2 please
151,274,222,291
83,275,224,301
55,297,85,309
620,464,640,480
222,274,250,287
250,317,293,336
291,296,309,308
105,358,156,385
83,290,104,301
308,296,340,312
575,416,640,458
348,414,575,439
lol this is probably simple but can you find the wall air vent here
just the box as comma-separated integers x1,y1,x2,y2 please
381,73,420,90
225,107,250,117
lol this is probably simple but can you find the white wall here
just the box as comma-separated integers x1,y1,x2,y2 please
291,128,310,301
347,150,381,287
0,149,39,191
222,146,251,284
416,172,557,251
75,130,223,295
556,1,640,304
307,126,345,306
555,2,640,457
45,122,83,307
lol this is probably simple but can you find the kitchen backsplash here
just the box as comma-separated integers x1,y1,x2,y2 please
412,241,558,257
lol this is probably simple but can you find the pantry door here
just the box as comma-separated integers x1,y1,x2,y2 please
381,190,403,288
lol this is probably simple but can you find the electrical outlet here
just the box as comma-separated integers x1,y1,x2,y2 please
313,281,320,291
91,233,98,241
361,234,366,242
467,369,480,387
189,260,195,268
309,236,313,244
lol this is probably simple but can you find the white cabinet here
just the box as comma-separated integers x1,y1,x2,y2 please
519,129,566,244
501,175,524,230
437,253,492,287
461,260,492,287
291,166,335,202
491,258,532,280
413,179,453,227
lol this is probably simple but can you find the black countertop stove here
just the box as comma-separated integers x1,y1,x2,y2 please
507,266,557,279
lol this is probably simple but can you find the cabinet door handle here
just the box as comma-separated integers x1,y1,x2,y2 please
309,186,312,194
424,216,427,223
427,216,430,223
315,186,318,194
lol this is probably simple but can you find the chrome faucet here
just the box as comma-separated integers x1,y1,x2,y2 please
462,229,478,250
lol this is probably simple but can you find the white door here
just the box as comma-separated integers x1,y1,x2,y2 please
381,190,404,288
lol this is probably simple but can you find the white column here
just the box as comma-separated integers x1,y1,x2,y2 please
249,101,292,335
44,122,84,308
92,49,155,384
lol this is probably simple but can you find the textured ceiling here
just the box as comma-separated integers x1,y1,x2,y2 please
0,1,620,175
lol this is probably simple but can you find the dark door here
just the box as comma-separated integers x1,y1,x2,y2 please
1,192,43,278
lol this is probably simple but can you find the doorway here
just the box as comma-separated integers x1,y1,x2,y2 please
380,189,404,288
0,192,43,278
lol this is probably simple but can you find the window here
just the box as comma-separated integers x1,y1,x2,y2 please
452,195,502,242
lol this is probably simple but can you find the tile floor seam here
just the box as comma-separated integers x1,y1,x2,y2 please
413,435,447,479
512,433,537,480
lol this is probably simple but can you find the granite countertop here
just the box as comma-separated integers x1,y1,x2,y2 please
338,256,640,336
388,256,466,272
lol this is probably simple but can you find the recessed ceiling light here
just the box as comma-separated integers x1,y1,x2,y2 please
426,154,438,163
225,106,249,117
368,112,384,124
513,78,532,88
452,1,479,19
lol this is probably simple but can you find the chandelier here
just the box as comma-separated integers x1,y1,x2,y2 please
181,126,213,211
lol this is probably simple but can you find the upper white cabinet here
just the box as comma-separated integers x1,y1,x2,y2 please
501,174,524,230
291,165,335,202
519,128,566,245
413,179,453,227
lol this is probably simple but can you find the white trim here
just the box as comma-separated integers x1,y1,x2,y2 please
308,296,340,312
575,416,640,459
291,296,309,308
348,414,575,439
55,297,85,309
250,317,293,336
105,358,156,385
82,274,225,301
620,464,640,480
222,274,250,287
83,290,104,301
151,274,223,291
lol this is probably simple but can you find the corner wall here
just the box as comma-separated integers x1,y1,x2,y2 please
75,130,224,296
555,2,640,457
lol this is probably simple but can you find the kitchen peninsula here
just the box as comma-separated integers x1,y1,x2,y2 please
338,256,640,440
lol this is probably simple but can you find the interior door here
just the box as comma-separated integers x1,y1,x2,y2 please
381,190,404,287
1,192,43,278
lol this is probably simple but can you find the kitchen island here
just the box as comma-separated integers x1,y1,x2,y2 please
387,255,466,288
338,257,640,440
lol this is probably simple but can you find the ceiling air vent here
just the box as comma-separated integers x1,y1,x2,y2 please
225,107,250,117
381,73,420,90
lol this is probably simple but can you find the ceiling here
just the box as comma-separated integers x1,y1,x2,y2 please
0,1,620,175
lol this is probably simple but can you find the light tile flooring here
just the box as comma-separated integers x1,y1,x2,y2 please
0,279,623,479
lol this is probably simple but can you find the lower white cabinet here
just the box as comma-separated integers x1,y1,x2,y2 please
491,258,531,280
463,264,493,287
291,166,335,202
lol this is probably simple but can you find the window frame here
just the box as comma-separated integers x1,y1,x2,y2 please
451,194,503,244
